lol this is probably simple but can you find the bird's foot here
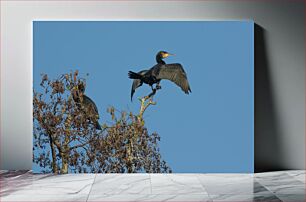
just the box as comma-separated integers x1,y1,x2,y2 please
149,98,157,105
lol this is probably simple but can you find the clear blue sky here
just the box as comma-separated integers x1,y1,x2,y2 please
33,21,254,173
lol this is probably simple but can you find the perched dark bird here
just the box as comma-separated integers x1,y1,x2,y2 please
128,51,191,101
72,83,102,130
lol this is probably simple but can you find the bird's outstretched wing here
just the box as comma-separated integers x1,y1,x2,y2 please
130,70,147,101
156,63,191,94
131,79,143,101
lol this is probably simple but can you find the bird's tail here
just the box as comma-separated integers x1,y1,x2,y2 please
95,121,102,130
128,71,142,80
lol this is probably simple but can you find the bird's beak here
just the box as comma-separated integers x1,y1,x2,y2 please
163,53,175,58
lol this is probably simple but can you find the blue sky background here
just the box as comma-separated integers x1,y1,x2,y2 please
33,21,254,173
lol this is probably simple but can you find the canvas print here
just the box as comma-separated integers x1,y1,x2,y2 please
33,21,254,174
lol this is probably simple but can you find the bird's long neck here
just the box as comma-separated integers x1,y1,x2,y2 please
156,55,166,64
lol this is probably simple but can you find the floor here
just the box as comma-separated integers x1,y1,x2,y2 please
0,170,305,202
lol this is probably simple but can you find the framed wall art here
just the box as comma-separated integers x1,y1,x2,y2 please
33,21,254,174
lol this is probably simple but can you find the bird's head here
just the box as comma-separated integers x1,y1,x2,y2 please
158,51,175,59
78,82,86,94
72,82,86,100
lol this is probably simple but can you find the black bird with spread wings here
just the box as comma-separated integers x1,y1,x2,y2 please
128,51,191,101
72,82,102,130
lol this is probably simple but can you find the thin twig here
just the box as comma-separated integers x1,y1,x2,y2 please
138,88,159,121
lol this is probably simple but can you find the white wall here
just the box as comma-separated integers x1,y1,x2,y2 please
1,0,304,171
